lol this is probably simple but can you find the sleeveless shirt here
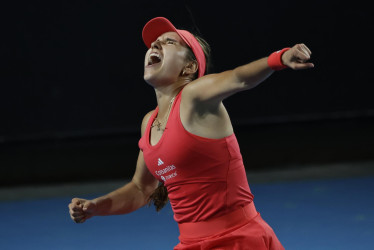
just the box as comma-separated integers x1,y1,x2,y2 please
138,90,253,223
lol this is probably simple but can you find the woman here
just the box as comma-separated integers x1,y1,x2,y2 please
69,17,313,249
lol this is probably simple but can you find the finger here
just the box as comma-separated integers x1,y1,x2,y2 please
73,214,86,220
71,206,84,212
70,214,87,222
71,211,86,217
294,49,310,63
71,198,81,205
68,202,85,213
300,48,310,59
300,43,312,55
72,214,86,223
69,202,80,210
293,62,314,70
71,198,85,206
294,44,311,60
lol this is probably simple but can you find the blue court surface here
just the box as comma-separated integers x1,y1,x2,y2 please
1,175,373,250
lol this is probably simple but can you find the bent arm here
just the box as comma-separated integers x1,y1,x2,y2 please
92,150,158,216
85,111,157,216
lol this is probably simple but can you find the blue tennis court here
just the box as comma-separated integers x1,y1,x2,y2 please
1,169,373,250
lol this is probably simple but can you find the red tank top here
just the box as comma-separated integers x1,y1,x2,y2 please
138,90,253,223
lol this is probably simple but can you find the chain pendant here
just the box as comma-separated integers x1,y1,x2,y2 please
150,95,176,133
152,119,164,132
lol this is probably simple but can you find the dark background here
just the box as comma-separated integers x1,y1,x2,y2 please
1,0,373,186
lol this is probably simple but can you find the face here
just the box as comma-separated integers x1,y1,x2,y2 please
144,32,190,86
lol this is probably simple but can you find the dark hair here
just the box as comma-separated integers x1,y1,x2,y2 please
148,182,169,212
185,34,212,79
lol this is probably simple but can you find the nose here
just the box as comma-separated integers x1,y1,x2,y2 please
151,40,161,50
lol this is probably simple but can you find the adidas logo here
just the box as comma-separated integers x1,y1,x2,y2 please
158,158,164,166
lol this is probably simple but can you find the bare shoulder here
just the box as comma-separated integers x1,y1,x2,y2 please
182,74,218,101
141,110,155,136
181,71,234,106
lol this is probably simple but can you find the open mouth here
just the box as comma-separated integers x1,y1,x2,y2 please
148,52,161,66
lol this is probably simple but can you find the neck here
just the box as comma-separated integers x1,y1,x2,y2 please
154,79,189,117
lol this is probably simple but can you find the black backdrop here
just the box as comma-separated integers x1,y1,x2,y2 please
1,0,373,185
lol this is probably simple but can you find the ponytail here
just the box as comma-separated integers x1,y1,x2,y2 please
148,182,168,212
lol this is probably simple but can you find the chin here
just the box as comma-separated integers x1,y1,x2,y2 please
143,73,159,87
144,70,176,87
144,72,154,83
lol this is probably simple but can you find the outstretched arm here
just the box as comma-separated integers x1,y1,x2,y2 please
184,43,314,105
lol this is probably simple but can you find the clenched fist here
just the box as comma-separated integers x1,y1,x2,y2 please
282,43,314,70
68,198,97,223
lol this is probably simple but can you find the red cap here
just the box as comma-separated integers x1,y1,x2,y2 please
142,17,206,78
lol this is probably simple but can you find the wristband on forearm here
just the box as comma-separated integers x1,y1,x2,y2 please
267,48,291,70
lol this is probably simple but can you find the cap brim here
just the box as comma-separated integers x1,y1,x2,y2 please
142,17,178,48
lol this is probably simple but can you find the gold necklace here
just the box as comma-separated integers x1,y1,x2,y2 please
151,96,176,132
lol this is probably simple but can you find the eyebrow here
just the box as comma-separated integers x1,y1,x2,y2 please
154,37,181,45
164,37,178,43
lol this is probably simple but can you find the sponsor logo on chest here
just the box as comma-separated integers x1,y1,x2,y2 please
155,158,177,182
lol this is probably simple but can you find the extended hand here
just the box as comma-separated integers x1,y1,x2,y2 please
282,43,314,70
68,198,97,223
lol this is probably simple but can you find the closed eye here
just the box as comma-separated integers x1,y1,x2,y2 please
165,38,177,45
